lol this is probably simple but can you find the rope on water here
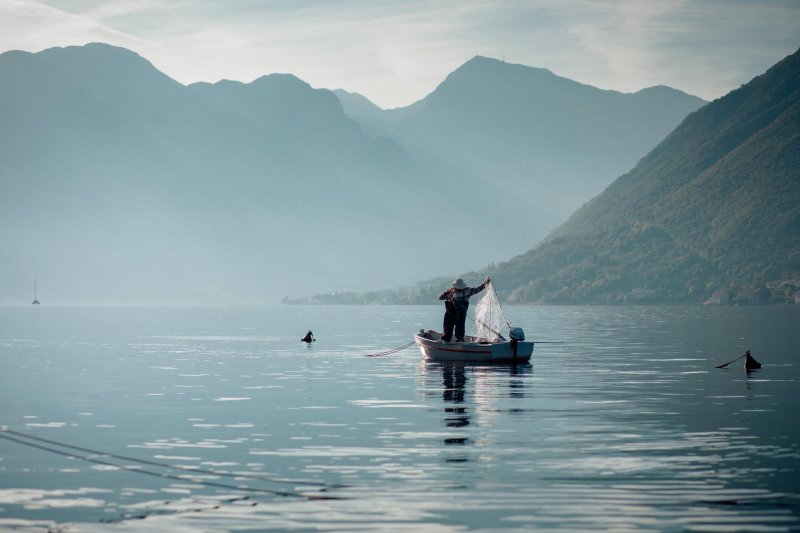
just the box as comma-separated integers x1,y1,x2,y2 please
98,495,256,524
0,428,344,500
364,340,416,357
0,428,340,488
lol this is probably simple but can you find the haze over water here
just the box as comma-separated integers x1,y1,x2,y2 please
1,304,798,531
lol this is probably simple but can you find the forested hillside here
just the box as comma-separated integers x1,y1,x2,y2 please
492,47,800,304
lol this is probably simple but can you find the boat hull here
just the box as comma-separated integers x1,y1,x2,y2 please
415,330,533,363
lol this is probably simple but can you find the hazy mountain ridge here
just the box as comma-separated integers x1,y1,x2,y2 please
1,44,427,302
298,48,800,305
338,56,706,223
1,44,705,303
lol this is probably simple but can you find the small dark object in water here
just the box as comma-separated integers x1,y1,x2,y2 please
715,349,761,369
744,350,761,370
301,330,315,343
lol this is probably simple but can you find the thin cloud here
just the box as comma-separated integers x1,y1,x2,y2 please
2,0,799,107
560,0,800,97
0,0,147,51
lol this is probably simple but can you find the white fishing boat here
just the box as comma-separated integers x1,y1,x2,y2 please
415,329,533,363
414,280,534,363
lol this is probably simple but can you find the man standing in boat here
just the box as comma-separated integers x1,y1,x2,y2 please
438,277,490,342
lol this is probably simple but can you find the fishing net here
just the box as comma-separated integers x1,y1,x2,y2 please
471,281,511,342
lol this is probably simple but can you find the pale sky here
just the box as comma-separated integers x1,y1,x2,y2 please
2,0,799,108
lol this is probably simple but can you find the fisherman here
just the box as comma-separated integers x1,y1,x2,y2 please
744,350,761,370
301,330,315,343
438,277,491,342
441,296,456,343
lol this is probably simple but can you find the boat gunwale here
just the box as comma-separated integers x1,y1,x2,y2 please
414,330,533,362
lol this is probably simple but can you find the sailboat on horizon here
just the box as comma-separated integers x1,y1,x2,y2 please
32,280,40,305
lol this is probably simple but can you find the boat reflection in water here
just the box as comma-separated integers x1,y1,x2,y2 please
419,362,533,463
441,363,469,447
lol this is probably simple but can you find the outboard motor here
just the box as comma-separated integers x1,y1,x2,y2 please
509,327,525,360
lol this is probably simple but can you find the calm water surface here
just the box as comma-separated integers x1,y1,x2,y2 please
0,305,798,531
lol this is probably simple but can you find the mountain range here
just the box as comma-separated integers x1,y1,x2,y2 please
308,47,800,305
0,43,705,303
337,56,705,224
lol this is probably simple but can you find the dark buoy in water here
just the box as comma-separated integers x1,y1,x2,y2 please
715,349,763,369
744,350,761,370
301,330,315,343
